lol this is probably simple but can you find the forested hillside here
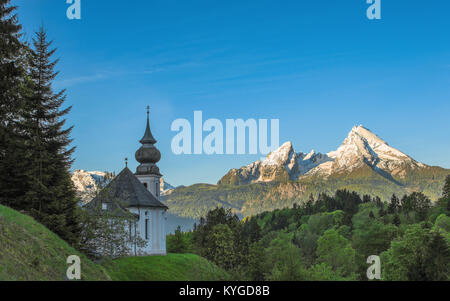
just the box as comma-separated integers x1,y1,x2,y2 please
165,165,448,220
167,176,450,281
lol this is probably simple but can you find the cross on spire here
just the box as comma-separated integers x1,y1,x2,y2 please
139,105,157,145
125,157,128,167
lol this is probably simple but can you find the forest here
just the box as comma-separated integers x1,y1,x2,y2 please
167,176,450,281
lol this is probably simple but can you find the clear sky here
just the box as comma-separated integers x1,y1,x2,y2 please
14,0,450,186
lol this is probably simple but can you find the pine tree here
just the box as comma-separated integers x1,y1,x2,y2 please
387,194,399,214
0,0,29,208
423,232,450,281
171,226,187,253
22,27,80,246
0,0,23,124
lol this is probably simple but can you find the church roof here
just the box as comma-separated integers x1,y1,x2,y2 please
88,167,168,210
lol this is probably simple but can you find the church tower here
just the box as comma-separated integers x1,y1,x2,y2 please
135,106,162,199
89,106,167,256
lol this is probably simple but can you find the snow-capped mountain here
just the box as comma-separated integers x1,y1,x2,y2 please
72,170,108,191
160,178,176,195
219,125,428,185
71,170,176,203
71,170,113,204
325,125,425,177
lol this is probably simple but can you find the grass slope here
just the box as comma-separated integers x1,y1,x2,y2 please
102,254,230,281
0,205,110,281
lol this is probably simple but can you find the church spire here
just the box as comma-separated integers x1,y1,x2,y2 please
135,106,161,176
140,106,157,145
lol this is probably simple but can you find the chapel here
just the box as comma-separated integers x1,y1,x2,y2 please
89,107,168,255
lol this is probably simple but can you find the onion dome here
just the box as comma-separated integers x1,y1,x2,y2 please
135,107,162,176
135,146,161,164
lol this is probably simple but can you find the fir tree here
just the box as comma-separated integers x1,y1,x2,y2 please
22,27,80,246
362,195,372,203
0,0,29,208
171,226,187,253
387,194,399,214
423,232,450,281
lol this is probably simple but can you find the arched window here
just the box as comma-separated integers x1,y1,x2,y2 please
145,211,149,240
143,182,148,189
129,221,132,241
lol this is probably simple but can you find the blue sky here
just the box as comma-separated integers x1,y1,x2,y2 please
14,0,450,186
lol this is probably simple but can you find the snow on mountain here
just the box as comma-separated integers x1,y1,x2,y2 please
160,178,177,196
219,125,428,184
72,170,107,191
219,141,332,184
324,125,425,177
71,170,111,204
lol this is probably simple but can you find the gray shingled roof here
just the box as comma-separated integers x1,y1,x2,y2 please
88,167,168,210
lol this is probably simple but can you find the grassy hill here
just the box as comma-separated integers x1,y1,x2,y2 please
102,254,231,281
0,205,110,281
0,205,229,281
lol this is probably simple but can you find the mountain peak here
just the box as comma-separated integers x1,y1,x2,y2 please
262,141,295,166
328,125,425,175
219,126,429,186
352,124,365,131
280,141,293,149
348,125,387,146
303,149,316,160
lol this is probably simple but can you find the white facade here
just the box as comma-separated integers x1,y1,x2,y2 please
129,172,165,255
136,174,161,199
128,206,167,255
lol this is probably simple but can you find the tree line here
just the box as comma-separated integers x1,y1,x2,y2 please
168,176,450,280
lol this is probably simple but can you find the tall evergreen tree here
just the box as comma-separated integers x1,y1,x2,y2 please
387,194,400,214
170,226,187,253
0,0,29,208
423,232,450,281
22,27,80,246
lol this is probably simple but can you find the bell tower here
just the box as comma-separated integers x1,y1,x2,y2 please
135,106,162,199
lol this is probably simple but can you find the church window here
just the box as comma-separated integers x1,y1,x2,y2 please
145,218,149,240
144,182,148,189
129,222,132,241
